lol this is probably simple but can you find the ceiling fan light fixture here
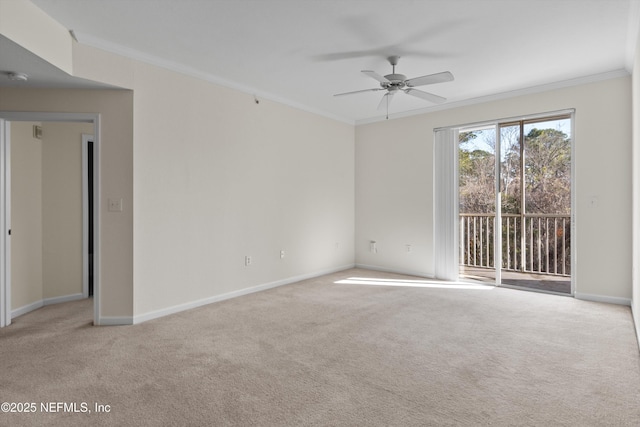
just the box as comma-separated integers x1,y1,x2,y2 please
334,56,454,109
7,72,28,82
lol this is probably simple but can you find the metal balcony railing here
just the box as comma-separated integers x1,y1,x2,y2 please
459,213,571,276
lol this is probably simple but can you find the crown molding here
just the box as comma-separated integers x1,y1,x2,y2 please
73,32,354,125
72,32,630,129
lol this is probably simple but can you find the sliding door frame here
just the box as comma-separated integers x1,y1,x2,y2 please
435,108,575,296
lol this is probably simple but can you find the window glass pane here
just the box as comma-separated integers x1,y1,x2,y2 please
523,118,571,215
459,128,496,214
500,124,521,215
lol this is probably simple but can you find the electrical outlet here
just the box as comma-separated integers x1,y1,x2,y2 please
370,241,377,253
280,250,285,259
108,198,123,212
245,256,252,266
406,244,412,253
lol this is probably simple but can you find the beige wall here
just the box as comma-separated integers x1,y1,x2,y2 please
356,76,633,301
0,88,134,320
130,61,354,317
10,121,92,312
11,121,43,310
74,44,355,319
41,122,93,299
2,39,355,323
76,45,354,320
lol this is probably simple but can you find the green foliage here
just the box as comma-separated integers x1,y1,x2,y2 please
459,131,478,144
524,128,571,214
458,126,570,215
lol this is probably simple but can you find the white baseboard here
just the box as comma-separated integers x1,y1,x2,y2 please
11,293,86,319
354,263,435,279
574,292,632,306
133,264,355,325
12,300,44,318
95,316,134,326
44,293,85,306
631,301,640,352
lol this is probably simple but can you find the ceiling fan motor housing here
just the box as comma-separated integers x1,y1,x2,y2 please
383,73,407,90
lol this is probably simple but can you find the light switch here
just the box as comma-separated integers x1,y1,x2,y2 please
108,198,123,212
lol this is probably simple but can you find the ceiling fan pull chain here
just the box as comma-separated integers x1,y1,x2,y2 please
386,94,389,120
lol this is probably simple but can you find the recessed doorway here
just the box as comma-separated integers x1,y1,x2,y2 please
0,112,100,327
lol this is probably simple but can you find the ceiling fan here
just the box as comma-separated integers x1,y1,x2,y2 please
334,56,454,112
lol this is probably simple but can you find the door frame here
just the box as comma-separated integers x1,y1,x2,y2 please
82,133,94,298
1,119,11,327
0,112,101,327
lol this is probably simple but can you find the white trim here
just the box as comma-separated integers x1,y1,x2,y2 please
633,303,640,352
0,112,101,328
0,112,95,123
43,293,84,306
356,70,628,126
494,125,502,286
133,264,355,324
354,263,434,279
0,120,11,327
11,300,43,319
75,31,629,127
436,108,576,133
73,32,353,126
96,316,133,326
81,134,93,298
575,292,632,307
3,122,9,327
11,293,85,319
570,111,577,296
92,118,101,326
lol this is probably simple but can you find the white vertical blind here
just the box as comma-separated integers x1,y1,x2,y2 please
434,128,459,281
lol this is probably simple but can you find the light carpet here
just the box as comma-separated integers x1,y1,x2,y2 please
1,268,639,426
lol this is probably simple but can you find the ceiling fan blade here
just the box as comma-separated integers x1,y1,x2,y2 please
362,70,390,84
334,88,383,97
405,71,454,87
404,88,447,104
377,91,395,111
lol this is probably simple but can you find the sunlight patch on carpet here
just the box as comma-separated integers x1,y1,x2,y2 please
335,277,494,290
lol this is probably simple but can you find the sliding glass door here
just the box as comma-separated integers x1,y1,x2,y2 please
458,114,572,294
458,126,498,284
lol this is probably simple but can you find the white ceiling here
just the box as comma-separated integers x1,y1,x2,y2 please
3,0,639,123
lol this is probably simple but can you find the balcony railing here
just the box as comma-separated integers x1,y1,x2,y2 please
460,213,571,276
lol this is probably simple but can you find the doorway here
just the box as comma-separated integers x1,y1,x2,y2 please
0,113,100,327
457,114,573,294
83,134,94,297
